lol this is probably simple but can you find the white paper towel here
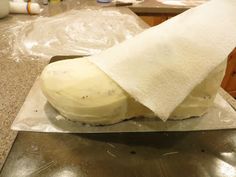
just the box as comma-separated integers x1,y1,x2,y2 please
89,0,236,121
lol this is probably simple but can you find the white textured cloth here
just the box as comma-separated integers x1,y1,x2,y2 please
89,0,236,121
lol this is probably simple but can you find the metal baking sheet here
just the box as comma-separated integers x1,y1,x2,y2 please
11,77,236,133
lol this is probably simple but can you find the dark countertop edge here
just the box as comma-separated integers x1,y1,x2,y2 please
129,6,189,14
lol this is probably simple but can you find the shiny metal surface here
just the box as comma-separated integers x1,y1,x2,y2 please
2,131,236,177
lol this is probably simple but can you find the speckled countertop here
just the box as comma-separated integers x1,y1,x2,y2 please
0,0,235,174
0,14,48,170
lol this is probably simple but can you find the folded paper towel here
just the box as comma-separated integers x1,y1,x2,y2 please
89,0,236,121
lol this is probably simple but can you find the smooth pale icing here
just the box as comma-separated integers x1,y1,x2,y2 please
40,58,151,124
40,58,225,124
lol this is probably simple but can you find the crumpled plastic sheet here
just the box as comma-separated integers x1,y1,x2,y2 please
14,8,144,58
0,16,38,62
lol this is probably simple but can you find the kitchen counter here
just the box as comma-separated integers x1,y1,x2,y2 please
0,15,47,171
0,0,149,171
0,0,236,176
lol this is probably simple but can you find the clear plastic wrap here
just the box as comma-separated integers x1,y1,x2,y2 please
0,16,38,62
15,9,144,57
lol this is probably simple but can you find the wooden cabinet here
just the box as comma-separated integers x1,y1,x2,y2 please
139,14,168,26
137,13,236,98
221,48,236,98
138,13,175,26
